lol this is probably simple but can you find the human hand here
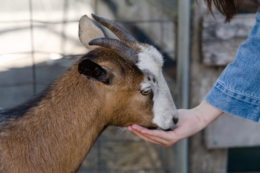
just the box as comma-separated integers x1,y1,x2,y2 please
127,100,223,147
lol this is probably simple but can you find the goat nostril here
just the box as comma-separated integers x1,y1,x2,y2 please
173,117,178,125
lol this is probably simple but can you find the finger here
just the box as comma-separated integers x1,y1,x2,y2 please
128,126,159,142
131,124,175,140
131,130,162,145
127,126,133,131
131,124,164,137
131,124,168,136
141,129,170,136
143,133,172,144
131,124,147,132
131,124,181,143
132,130,172,147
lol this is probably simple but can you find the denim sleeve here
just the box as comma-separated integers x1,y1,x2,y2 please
205,11,260,122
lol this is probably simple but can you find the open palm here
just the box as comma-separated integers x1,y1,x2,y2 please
127,101,223,147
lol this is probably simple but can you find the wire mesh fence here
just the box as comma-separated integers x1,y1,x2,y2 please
0,0,178,172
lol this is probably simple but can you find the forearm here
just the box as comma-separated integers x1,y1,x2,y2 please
193,100,223,129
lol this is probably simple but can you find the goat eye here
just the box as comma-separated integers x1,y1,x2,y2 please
141,89,151,96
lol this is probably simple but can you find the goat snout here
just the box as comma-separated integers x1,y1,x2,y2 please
172,117,178,125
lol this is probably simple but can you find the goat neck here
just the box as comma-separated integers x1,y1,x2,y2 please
0,63,108,173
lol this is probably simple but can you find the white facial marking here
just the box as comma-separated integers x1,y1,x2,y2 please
136,45,178,130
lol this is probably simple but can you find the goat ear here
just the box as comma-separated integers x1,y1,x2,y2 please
79,15,105,50
78,59,110,84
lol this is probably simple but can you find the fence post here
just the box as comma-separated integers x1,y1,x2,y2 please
176,0,191,172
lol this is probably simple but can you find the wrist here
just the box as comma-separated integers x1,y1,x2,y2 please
193,100,223,127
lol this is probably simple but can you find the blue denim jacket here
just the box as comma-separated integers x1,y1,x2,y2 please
205,9,260,122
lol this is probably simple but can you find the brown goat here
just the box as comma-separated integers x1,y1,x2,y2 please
0,14,178,173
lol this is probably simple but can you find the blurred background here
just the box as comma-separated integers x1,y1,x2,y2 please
0,0,260,172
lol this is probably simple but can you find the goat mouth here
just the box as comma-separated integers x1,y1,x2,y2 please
147,127,172,131
164,128,173,132
147,127,157,130
146,125,177,131
157,126,177,131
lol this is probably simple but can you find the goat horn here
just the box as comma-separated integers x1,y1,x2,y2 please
91,14,137,43
89,38,138,64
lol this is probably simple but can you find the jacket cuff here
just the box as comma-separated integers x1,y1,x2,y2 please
205,82,260,122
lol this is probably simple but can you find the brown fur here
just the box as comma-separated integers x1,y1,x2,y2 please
204,0,259,22
0,48,157,173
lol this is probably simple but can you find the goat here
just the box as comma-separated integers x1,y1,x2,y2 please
0,14,178,173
